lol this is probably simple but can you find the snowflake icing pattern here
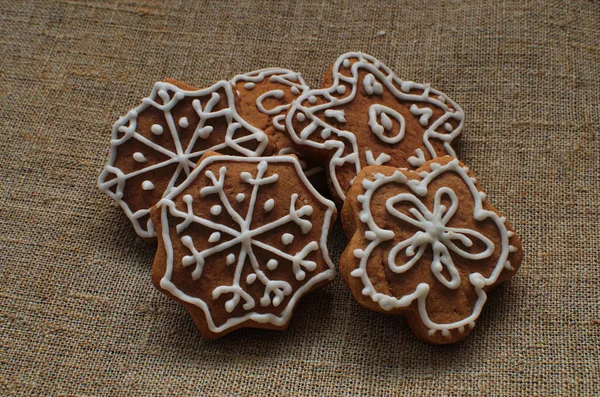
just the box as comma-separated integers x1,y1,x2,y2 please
157,156,336,333
98,80,273,238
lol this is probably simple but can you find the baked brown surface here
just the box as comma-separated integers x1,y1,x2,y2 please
97,78,276,238
151,151,337,339
231,69,327,189
286,52,464,204
340,156,523,344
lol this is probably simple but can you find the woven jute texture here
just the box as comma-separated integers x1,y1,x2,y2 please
1,1,598,395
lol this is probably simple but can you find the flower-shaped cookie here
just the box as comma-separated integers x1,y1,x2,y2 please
98,79,276,238
151,152,336,339
231,68,325,182
340,156,523,344
286,52,464,203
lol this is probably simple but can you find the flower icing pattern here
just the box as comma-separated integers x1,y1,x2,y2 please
351,159,518,338
385,187,495,290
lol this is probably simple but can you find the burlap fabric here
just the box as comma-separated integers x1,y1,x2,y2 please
1,1,598,395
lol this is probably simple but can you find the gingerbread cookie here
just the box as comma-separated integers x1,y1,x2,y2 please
340,156,523,344
285,52,464,203
231,69,325,182
98,79,276,238
151,152,336,339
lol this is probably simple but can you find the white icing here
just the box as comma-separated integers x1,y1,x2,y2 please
236,193,246,203
324,109,346,123
98,80,271,238
351,159,512,337
151,124,163,135
226,253,236,265
264,198,275,212
410,104,433,126
267,259,278,270
363,73,383,95
210,205,222,216
408,148,426,167
368,104,405,144
132,152,147,162
256,89,286,115
178,117,189,128
230,68,322,180
285,52,464,201
282,233,294,245
365,150,391,165
156,155,336,333
142,180,155,190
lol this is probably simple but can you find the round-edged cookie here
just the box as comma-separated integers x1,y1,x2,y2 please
340,156,523,344
286,52,464,204
98,79,276,238
231,68,325,185
151,152,337,339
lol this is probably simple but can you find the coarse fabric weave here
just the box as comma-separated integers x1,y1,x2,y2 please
0,1,598,396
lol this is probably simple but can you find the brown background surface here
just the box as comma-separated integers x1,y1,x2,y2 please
1,1,598,395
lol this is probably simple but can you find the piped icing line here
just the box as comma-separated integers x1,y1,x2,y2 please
157,155,336,333
351,159,512,338
230,69,324,178
98,80,271,238
285,52,465,201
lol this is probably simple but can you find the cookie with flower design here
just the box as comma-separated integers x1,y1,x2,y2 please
340,156,523,344
151,152,336,339
285,52,464,204
98,78,276,238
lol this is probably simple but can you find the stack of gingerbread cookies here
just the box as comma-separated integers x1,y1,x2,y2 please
99,52,523,344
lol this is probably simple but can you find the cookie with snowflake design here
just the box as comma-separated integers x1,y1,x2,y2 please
98,79,276,238
231,68,325,185
340,156,523,344
285,52,464,204
151,152,336,339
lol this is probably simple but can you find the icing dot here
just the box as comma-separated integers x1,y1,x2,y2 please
264,198,275,212
246,273,257,284
197,126,213,139
444,122,453,131
150,124,164,135
290,86,300,95
236,193,245,202
208,232,221,243
296,113,306,122
337,85,346,94
244,82,255,90
142,180,155,190
281,233,294,245
133,152,147,162
321,128,331,139
210,205,222,216
343,59,350,68
226,253,236,265
178,117,189,128
267,259,278,270
308,95,317,104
